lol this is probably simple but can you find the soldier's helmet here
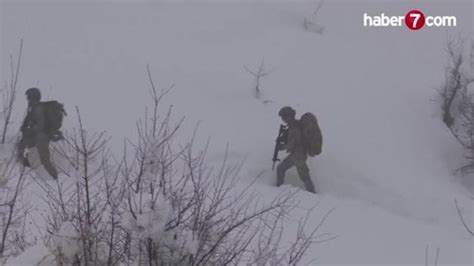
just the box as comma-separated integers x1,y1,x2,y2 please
25,87,41,101
278,106,296,117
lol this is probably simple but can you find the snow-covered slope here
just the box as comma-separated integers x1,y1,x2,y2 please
2,0,473,265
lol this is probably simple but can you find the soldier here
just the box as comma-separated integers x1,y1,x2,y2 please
17,88,59,179
276,106,316,193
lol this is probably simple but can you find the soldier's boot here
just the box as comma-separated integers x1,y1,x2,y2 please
276,167,285,187
276,156,294,187
296,162,316,193
36,139,58,179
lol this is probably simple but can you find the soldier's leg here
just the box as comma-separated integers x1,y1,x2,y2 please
35,137,58,179
17,139,26,159
276,156,294,186
295,160,316,193
17,136,34,166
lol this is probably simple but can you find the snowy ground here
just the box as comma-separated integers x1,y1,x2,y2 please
2,0,474,265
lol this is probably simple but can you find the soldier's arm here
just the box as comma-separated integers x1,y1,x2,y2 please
20,113,30,133
277,134,287,151
286,129,296,153
31,106,46,134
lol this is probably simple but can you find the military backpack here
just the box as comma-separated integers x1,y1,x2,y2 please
40,101,67,134
300,112,322,156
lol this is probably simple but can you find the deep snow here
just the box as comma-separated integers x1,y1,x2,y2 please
1,0,473,265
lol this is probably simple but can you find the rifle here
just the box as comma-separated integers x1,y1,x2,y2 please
272,124,288,170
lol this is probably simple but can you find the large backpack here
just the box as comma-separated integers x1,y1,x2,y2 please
40,101,66,133
300,112,322,156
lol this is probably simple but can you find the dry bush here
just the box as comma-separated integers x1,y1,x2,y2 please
244,59,274,100
1,39,23,145
439,37,474,173
0,147,31,260
0,40,33,261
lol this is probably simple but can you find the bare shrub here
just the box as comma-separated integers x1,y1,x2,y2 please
1,39,23,145
440,38,468,128
439,37,474,173
0,151,30,259
38,107,122,265
0,40,32,261
244,59,274,99
122,115,332,265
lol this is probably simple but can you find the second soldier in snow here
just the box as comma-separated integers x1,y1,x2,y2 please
275,106,321,193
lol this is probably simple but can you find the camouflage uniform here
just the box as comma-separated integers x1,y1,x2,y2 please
18,97,58,179
277,107,316,193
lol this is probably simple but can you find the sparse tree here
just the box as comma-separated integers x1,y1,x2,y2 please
0,152,30,259
1,39,23,144
38,107,117,265
244,59,274,99
440,38,467,128
439,36,474,173
0,40,33,262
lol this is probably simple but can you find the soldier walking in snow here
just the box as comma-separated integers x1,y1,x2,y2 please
17,88,65,179
274,106,322,193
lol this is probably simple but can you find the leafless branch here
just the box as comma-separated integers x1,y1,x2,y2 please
1,39,23,144
313,0,324,16
0,162,28,258
425,245,440,266
454,198,473,236
244,59,274,99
